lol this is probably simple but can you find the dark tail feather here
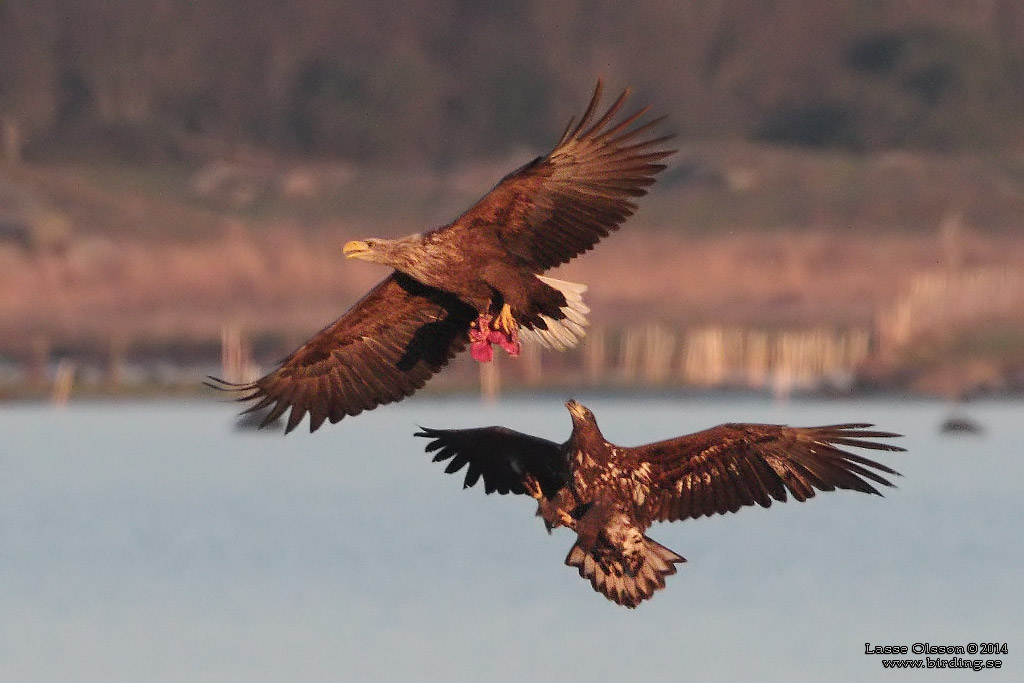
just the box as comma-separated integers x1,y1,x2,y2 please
565,536,685,608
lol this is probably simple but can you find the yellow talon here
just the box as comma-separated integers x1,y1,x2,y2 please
495,303,517,335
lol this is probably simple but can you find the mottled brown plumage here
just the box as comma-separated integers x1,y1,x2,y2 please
417,400,904,608
208,81,673,432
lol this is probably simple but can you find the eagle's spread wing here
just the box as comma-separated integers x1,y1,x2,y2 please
441,80,675,272
416,426,568,497
631,423,904,523
208,273,476,433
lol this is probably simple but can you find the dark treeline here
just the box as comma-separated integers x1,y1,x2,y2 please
3,0,1024,165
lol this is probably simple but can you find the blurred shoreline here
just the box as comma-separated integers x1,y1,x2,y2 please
3,150,1024,400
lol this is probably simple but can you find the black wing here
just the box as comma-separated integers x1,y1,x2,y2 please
208,272,477,433
416,426,569,497
629,423,904,523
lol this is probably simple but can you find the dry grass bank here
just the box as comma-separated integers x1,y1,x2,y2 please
4,225,1023,356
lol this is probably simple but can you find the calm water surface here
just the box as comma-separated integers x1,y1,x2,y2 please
2,394,1021,682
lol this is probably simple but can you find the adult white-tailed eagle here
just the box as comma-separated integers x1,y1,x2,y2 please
416,400,904,608
208,82,673,433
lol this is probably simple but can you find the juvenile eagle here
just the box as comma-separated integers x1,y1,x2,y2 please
208,81,673,433
416,401,904,608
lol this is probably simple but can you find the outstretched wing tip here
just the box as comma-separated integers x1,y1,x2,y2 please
642,420,904,522
452,77,674,272
204,375,265,407
204,375,243,391
415,426,447,450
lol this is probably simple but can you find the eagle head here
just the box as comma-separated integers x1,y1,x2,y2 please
567,399,607,445
343,234,427,272
566,399,595,425
343,238,387,262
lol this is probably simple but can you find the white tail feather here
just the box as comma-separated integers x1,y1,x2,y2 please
521,275,590,350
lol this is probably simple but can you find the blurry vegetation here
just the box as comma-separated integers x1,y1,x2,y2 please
759,25,1024,150
3,0,1024,397
0,206,72,253
878,322,1024,395
0,180,72,253
2,0,1024,166
899,323,1024,368
2,0,1024,240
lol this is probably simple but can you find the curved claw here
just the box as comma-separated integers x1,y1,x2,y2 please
493,304,521,356
495,303,517,336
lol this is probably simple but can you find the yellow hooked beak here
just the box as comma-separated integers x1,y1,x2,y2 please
343,240,370,259
566,400,588,420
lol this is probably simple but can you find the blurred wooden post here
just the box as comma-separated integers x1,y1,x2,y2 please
584,327,606,385
520,341,542,386
745,330,769,389
480,355,500,404
220,323,252,383
641,323,676,385
681,326,727,387
51,360,74,408
619,326,641,382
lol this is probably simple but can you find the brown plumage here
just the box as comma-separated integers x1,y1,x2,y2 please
208,81,674,433
416,400,904,608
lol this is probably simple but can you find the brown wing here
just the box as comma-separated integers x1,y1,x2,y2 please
416,426,568,498
436,79,675,272
628,423,904,524
207,272,477,434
